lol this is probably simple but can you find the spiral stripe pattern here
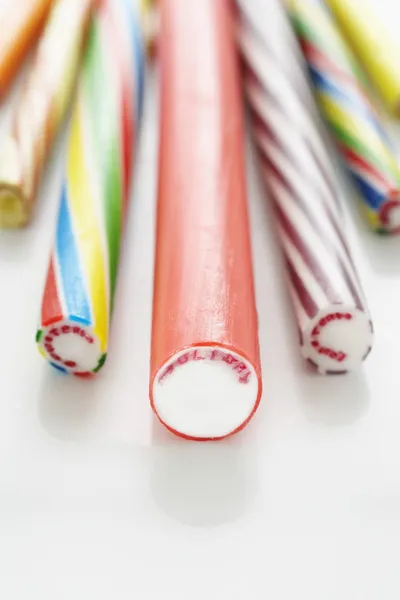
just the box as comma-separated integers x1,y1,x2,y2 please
288,0,400,233
237,0,373,373
36,0,145,376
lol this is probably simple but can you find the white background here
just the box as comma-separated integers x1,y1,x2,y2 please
1,0,400,598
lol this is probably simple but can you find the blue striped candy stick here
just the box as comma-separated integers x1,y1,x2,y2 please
288,0,400,233
36,0,145,376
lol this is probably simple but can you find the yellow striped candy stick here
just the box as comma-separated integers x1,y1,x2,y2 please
0,0,94,228
36,0,145,377
326,0,400,116
288,0,400,233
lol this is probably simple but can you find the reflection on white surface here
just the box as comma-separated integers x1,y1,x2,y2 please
298,370,370,427
150,430,257,527
1,1,400,598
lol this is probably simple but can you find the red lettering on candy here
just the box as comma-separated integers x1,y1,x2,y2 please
159,364,175,382
157,349,252,385
239,371,251,384
309,312,353,364
42,325,97,372
222,353,238,367
64,361,77,368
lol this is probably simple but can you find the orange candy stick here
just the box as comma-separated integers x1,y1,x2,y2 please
0,0,93,228
0,0,53,97
150,0,262,441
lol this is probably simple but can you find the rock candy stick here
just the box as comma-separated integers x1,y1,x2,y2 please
237,0,373,373
0,0,53,98
36,0,145,377
326,0,400,116
288,0,400,233
150,0,262,441
0,0,93,228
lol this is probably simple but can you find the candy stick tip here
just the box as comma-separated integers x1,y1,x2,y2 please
379,194,400,233
0,188,27,228
37,319,104,376
151,346,261,441
302,306,373,374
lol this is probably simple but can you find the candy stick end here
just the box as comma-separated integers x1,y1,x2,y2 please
302,307,373,374
0,188,28,228
151,346,261,441
379,195,400,234
38,319,104,376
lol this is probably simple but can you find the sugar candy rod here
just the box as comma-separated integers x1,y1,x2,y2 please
237,0,373,372
36,0,145,376
0,0,53,98
288,0,400,233
150,0,262,440
0,0,93,227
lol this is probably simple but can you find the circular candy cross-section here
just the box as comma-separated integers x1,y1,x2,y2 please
37,321,105,376
302,306,373,374
151,345,261,441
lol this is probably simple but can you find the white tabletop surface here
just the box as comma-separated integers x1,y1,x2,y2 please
1,0,400,598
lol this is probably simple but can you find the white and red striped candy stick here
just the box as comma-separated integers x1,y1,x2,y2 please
237,0,373,373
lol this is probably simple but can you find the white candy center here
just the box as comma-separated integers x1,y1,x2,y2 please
152,346,259,439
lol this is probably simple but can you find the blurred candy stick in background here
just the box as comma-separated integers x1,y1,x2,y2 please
0,0,53,99
288,0,400,234
237,0,373,373
150,0,262,441
141,0,159,57
326,0,400,116
0,0,94,228
36,0,145,376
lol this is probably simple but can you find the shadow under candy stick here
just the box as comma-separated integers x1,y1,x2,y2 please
297,368,371,427
350,204,400,277
150,418,260,528
38,369,100,441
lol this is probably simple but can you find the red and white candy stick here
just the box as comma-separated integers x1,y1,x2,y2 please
237,0,373,373
150,0,262,440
